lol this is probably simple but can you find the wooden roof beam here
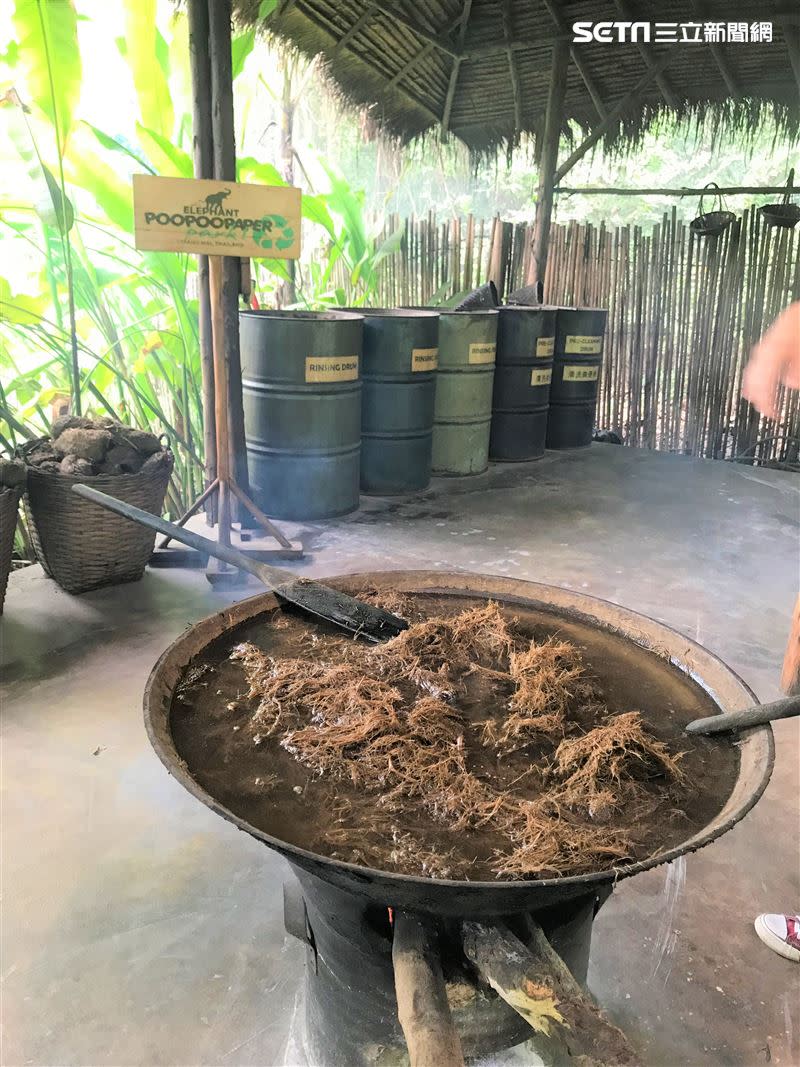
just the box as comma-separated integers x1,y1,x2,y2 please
333,4,377,58
540,0,608,120
689,0,741,99
294,0,443,126
371,2,460,59
782,20,800,98
441,0,473,137
613,0,679,108
554,50,677,183
500,0,522,139
385,13,463,91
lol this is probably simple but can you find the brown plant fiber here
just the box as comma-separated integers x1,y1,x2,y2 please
229,603,685,880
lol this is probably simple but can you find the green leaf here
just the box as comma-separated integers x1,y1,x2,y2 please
66,129,133,231
231,30,255,80
237,156,286,186
258,0,279,18
13,0,81,149
123,0,174,140
136,123,193,178
84,122,154,172
373,227,403,267
0,279,47,324
40,163,74,234
301,193,336,238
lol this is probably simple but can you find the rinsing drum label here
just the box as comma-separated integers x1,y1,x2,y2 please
536,336,555,357
562,365,599,381
530,367,552,386
305,356,359,382
411,347,439,371
565,335,603,354
468,342,496,365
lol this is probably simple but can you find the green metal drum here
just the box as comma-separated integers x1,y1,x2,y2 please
431,309,498,476
358,309,439,495
547,307,608,450
240,310,363,519
489,306,558,462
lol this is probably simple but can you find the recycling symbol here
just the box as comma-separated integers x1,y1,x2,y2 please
255,214,295,251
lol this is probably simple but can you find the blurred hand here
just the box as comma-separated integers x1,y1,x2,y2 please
742,302,800,418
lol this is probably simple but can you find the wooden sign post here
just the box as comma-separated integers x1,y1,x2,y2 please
133,174,304,570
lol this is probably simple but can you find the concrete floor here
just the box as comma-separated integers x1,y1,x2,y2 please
2,444,799,1067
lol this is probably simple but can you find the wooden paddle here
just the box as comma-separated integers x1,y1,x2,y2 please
71,483,408,643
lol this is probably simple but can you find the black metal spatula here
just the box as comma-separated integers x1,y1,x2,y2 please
71,484,409,643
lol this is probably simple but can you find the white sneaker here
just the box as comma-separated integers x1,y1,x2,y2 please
754,913,800,962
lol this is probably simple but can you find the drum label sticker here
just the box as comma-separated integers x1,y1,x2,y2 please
468,342,496,365
530,367,553,386
305,356,359,382
536,336,555,357
562,364,599,381
411,347,439,371
565,335,603,354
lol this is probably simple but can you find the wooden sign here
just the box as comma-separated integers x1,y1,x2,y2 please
132,175,301,258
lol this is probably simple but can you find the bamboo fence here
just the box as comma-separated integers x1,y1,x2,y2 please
336,209,800,468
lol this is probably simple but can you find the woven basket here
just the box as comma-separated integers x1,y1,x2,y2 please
0,485,20,614
23,452,173,595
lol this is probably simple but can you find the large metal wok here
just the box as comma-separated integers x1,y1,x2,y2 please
144,571,774,917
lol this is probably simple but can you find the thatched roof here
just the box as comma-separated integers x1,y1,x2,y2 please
235,0,800,157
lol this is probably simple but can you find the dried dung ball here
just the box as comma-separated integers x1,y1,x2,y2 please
59,455,95,477
115,426,161,456
0,459,26,489
53,427,114,463
51,414,96,439
100,443,144,475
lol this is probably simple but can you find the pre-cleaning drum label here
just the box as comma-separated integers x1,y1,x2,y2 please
565,335,602,354
468,342,496,365
536,336,555,357
305,356,359,382
530,367,552,386
562,364,599,381
411,347,439,371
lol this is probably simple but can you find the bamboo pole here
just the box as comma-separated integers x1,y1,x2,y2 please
529,40,569,286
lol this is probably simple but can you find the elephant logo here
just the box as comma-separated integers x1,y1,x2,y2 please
204,188,231,212
254,213,295,252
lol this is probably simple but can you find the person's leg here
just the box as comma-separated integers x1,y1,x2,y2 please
754,914,800,962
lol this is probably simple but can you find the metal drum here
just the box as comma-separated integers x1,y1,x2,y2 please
547,307,608,450
240,310,363,520
489,306,558,462
358,309,439,495
430,309,498,476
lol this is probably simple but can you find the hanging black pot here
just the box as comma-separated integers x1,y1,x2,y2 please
760,169,800,230
690,182,735,237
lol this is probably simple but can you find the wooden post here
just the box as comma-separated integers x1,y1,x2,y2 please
208,0,252,517
392,913,464,1067
209,256,232,548
529,40,569,288
187,0,216,519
